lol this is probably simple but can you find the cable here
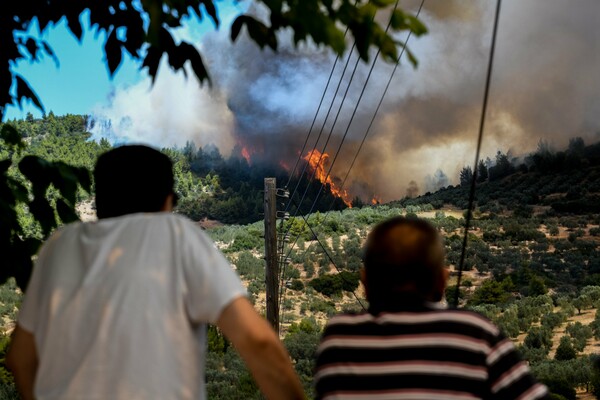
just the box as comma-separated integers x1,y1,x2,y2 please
277,48,362,279
296,0,426,265
283,0,361,190
283,32,349,190
283,45,359,216
453,0,502,308
285,0,414,264
285,199,368,313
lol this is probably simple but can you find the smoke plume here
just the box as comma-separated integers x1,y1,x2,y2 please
89,0,600,202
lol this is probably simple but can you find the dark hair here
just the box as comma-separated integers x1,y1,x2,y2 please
363,216,444,307
94,145,176,219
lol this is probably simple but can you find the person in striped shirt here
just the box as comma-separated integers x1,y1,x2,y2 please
315,216,549,400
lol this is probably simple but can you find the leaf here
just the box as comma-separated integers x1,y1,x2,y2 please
0,159,10,174
390,10,408,30
406,15,428,36
42,41,60,67
403,45,418,67
67,12,83,41
56,198,79,224
370,0,396,7
15,75,45,113
19,156,52,195
0,124,25,151
51,163,78,206
142,47,162,82
325,22,345,56
73,166,92,194
200,1,220,28
7,177,29,203
28,196,56,236
25,38,39,61
232,15,277,50
104,29,123,76
178,42,210,85
231,16,245,41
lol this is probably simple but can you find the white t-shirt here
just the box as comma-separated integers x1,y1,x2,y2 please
18,212,246,400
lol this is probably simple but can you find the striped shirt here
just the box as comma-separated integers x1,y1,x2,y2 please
315,304,549,400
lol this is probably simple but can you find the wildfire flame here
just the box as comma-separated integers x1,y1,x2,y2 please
241,147,251,165
303,150,352,207
371,196,381,205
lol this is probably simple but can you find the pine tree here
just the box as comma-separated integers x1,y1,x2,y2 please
476,159,488,183
459,166,473,187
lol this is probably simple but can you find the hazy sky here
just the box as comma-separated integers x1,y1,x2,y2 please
8,1,600,201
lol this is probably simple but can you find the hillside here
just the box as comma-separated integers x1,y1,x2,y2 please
2,116,600,398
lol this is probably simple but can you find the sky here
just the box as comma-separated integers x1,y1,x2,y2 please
5,2,245,119
7,0,600,201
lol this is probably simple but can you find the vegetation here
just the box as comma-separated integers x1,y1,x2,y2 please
2,115,600,397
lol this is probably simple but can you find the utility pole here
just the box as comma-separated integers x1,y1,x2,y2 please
264,178,279,333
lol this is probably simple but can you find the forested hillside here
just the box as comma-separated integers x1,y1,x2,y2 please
2,114,600,398
1,113,348,226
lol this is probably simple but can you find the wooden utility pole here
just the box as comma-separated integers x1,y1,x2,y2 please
264,178,279,333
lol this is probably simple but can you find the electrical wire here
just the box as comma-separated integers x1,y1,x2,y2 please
295,0,426,265
453,0,502,308
282,0,410,270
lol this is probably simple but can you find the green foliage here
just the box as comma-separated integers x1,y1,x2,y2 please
528,275,548,296
468,278,514,306
205,350,261,399
543,378,576,400
207,325,227,355
524,326,553,351
283,325,321,397
309,271,359,297
0,335,13,386
234,251,264,279
555,336,577,361
289,279,304,291
565,322,592,352
0,124,92,290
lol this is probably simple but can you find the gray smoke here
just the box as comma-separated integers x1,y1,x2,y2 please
89,0,600,202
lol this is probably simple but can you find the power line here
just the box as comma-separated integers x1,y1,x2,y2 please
283,30,351,190
294,0,427,267
283,0,412,268
454,0,502,308
277,48,362,277
278,199,367,331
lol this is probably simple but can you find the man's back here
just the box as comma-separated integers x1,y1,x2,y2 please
18,212,245,400
315,302,548,400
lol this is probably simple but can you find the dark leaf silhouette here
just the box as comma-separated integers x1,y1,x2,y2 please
15,75,44,113
0,124,25,151
105,29,123,76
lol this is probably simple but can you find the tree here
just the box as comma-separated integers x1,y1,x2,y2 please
476,159,488,183
459,166,473,187
555,336,577,361
528,276,548,297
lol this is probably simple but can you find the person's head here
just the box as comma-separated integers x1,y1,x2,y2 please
362,216,447,309
94,145,177,219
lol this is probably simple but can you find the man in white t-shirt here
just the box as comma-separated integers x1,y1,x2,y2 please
7,145,304,400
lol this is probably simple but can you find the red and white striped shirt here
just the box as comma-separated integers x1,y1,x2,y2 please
315,304,548,400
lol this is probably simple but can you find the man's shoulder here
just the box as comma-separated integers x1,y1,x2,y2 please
326,308,500,335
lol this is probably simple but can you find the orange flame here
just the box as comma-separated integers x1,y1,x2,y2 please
241,147,251,165
371,196,381,205
303,150,352,207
